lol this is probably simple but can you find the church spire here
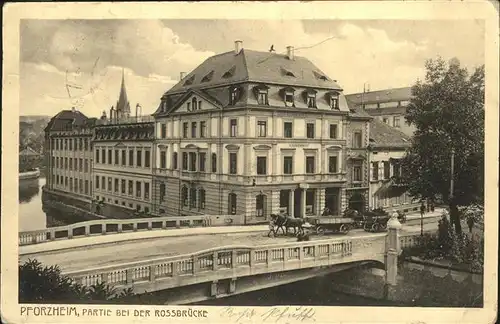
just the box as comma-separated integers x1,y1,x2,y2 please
115,68,131,119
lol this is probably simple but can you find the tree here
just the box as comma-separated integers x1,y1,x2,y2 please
19,259,134,303
401,57,484,234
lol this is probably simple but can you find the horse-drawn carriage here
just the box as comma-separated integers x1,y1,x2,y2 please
342,208,406,233
306,216,355,235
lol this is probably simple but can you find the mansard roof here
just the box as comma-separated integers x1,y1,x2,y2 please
345,87,412,106
45,109,89,132
166,49,343,95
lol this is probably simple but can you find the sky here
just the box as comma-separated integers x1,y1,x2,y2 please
20,19,485,118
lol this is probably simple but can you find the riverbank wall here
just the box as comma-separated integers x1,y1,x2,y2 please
328,261,483,307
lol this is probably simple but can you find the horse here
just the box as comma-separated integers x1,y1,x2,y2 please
270,213,288,235
270,213,305,236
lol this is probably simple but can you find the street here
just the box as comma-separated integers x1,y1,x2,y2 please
20,221,439,273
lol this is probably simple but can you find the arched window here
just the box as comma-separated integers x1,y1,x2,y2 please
181,185,188,206
172,152,178,170
256,194,265,217
228,193,237,215
192,97,198,110
190,187,197,208
199,188,206,209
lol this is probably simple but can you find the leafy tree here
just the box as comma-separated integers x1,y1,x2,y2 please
401,57,484,234
19,259,135,303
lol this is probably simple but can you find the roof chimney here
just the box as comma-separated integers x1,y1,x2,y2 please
180,72,186,80
287,46,295,60
71,107,76,112
234,40,243,54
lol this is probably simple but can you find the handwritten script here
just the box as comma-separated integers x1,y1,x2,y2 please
220,306,315,323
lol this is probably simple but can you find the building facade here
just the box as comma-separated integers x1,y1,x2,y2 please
92,72,155,215
368,120,419,213
44,109,95,208
345,87,416,137
152,42,371,223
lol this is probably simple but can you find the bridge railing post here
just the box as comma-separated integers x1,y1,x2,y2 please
148,222,152,230
231,251,237,268
85,225,90,236
101,224,106,235
249,250,255,267
133,223,138,232
126,269,133,284
386,212,402,286
149,265,156,281
193,256,199,274
212,252,218,271
68,228,73,239
118,223,123,233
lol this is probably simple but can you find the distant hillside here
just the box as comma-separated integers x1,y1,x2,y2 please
20,115,51,123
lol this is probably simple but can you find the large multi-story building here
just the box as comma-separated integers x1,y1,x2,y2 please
44,109,96,209
92,72,155,215
367,119,419,212
151,41,372,223
345,87,416,136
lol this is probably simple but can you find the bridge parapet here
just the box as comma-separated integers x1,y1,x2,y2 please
18,214,240,246
62,234,413,295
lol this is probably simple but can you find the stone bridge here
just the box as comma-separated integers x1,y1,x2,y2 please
58,218,418,304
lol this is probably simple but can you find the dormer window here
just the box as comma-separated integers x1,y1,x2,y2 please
281,87,295,107
253,84,269,106
328,91,339,110
201,71,214,83
313,71,329,81
304,89,317,108
222,66,236,79
281,67,295,77
229,86,241,105
161,101,167,113
183,75,195,86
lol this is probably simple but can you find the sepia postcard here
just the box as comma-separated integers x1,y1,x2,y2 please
2,1,498,323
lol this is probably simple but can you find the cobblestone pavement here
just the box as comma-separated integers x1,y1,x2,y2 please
20,221,439,273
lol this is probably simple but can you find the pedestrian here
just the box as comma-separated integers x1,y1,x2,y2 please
267,217,276,237
426,199,430,213
420,202,426,217
467,217,474,234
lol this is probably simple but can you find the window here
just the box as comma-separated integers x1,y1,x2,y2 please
256,156,267,175
69,139,73,151
230,119,237,137
182,152,188,170
160,124,167,138
145,183,150,200
200,121,206,138
84,159,88,172
79,138,83,150
159,183,166,202
228,193,237,215
136,181,141,198
284,122,293,138
64,139,67,150
84,139,88,151
199,153,206,172
121,179,126,194
190,188,197,208
79,158,83,171
137,150,142,167
383,118,389,124
145,150,150,168
102,148,106,164
257,90,268,105
393,162,401,178
102,176,106,190
69,158,73,170
306,156,315,174
108,149,112,165
211,153,217,173
160,151,167,169
121,150,126,166
191,122,197,138
65,158,68,169
189,152,197,171
284,91,294,106
192,97,198,110
329,124,338,139
283,156,293,174
198,101,202,110
183,122,188,138
172,152,178,169
230,87,240,105
187,102,190,111
114,150,119,165
256,194,265,217
74,158,77,170
394,117,401,128
372,162,379,181
330,93,339,109
199,189,206,209
128,180,133,195
353,132,362,148
307,94,316,108
114,178,119,193
229,153,237,174
75,179,78,192
329,156,338,173
383,161,390,179
257,121,267,137
107,177,112,192
129,150,134,166
85,180,89,194
79,179,83,193
181,186,188,206
353,165,362,182
306,123,315,139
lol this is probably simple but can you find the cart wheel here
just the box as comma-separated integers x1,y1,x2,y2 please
339,224,349,234
372,223,380,232
363,224,370,232
316,226,325,236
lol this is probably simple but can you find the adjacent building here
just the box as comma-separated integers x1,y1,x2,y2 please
345,87,416,136
368,119,419,213
151,41,372,223
92,72,155,215
44,109,95,209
